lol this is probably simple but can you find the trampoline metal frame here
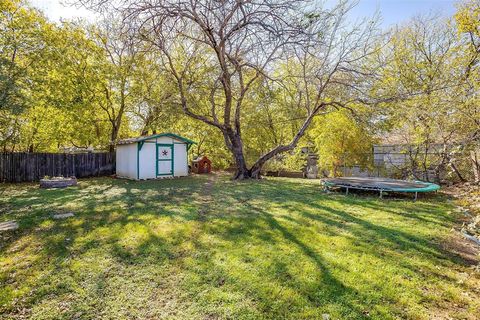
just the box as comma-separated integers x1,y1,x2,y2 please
322,178,440,201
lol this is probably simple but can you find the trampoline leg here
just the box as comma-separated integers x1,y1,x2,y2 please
379,190,383,199
346,187,349,196
414,192,418,201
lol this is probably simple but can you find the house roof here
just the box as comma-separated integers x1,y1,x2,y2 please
117,133,196,145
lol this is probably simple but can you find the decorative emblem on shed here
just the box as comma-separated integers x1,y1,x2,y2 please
162,150,168,156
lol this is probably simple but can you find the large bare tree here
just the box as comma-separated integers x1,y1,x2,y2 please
81,0,382,179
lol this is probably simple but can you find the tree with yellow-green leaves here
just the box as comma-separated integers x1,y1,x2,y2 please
0,0,45,150
455,0,480,182
455,0,480,71
309,110,375,177
0,0,113,152
372,8,480,182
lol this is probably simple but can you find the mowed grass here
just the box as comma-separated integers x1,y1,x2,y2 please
1,174,479,319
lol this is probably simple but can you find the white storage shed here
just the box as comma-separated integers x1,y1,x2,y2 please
116,133,196,180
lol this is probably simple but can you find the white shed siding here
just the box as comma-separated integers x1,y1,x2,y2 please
174,143,188,176
139,142,156,179
116,134,192,180
116,144,137,179
156,136,174,144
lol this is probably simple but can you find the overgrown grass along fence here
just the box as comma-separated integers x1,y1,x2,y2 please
0,152,115,183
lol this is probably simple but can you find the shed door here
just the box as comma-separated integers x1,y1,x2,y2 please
157,144,173,176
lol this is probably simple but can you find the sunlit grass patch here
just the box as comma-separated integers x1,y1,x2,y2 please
1,174,479,319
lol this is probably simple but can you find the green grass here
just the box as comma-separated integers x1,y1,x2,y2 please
1,174,479,319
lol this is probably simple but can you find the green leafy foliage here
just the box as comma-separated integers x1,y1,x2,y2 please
310,111,375,176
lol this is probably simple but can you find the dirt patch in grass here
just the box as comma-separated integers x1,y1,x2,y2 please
442,232,479,266
440,184,480,268
197,173,217,218
444,184,480,237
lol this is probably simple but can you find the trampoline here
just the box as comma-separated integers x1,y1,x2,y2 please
322,177,440,200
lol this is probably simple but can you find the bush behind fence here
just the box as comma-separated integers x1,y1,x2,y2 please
0,152,116,183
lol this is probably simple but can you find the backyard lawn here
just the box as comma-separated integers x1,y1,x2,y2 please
1,174,479,319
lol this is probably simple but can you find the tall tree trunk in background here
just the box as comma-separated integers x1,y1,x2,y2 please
472,148,480,183
109,95,126,152
450,160,466,182
229,134,249,180
109,124,119,152
245,104,324,179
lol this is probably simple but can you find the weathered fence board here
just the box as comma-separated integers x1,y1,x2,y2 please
0,152,115,183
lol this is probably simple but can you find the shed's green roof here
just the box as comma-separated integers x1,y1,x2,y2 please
117,133,196,145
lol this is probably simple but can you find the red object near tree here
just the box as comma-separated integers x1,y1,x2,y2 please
191,156,212,174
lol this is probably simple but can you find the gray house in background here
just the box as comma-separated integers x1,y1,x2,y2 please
373,144,442,167
294,139,473,183
372,144,445,181
334,144,445,181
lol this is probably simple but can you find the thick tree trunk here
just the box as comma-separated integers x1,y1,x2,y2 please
109,124,119,153
233,152,250,179
231,141,290,180
248,145,291,179
227,104,327,180
245,105,325,179
450,161,466,182
227,131,251,180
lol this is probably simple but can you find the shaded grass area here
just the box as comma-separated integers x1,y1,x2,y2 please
1,174,479,319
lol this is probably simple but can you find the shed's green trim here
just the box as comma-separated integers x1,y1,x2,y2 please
137,133,196,145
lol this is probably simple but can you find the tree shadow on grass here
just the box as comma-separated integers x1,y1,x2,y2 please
258,207,363,308
346,196,456,228
301,202,447,258
1,176,477,319
193,194,384,318
0,176,211,317
207,178,479,304
221,179,460,257
184,213,371,319
299,202,478,289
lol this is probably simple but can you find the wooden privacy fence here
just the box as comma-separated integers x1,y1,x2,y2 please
0,152,115,183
